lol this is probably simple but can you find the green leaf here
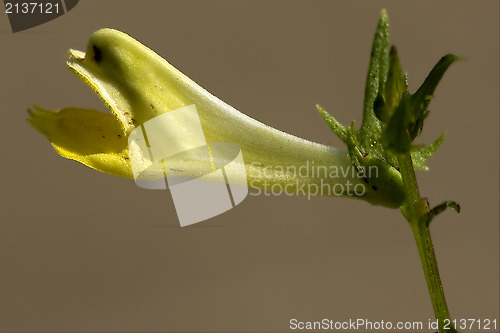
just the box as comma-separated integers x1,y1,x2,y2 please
346,123,364,171
382,91,413,154
424,200,461,226
374,46,408,124
382,54,459,155
409,54,461,140
411,133,446,170
318,11,401,186
357,9,390,159
317,104,348,143
379,50,459,156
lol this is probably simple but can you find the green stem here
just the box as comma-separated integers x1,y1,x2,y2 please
397,153,456,333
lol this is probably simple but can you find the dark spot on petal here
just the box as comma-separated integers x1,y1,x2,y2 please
93,45,102,63
117,134,121,138
102,135,106,139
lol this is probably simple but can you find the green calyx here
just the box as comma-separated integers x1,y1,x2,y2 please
318,9,461,185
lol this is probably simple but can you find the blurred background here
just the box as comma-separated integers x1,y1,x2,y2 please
1,1,498,332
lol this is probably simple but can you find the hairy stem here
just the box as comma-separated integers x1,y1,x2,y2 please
397,153,456,333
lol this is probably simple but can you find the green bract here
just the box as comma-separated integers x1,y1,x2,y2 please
318,10,458,173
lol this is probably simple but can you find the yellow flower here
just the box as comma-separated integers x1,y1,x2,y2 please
28,28,404,208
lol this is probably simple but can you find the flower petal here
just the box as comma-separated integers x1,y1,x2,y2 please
28,105,132,177
29,28,405,208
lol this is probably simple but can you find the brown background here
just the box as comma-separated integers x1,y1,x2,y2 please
0,1,498,332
